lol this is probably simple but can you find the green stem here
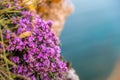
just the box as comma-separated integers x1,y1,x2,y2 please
0,73,6,80
0,54,17,66
5,11,21,13
0,26,13,80
0,6,16,14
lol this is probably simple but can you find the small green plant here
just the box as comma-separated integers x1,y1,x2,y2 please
0,0,68,80
0,0,29,80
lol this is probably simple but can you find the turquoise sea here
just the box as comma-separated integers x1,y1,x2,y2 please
60,0,120,80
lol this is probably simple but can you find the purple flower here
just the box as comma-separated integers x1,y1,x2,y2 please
31,76,36,80
10,57,20,64
1,5,68,80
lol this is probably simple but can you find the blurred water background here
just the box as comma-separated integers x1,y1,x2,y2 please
60,0,120,80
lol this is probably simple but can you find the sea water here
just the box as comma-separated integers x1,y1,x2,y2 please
60,0,120,80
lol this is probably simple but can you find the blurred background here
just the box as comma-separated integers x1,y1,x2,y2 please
60,0,120,80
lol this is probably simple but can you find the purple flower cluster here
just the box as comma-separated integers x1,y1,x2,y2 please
4,11,68,80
